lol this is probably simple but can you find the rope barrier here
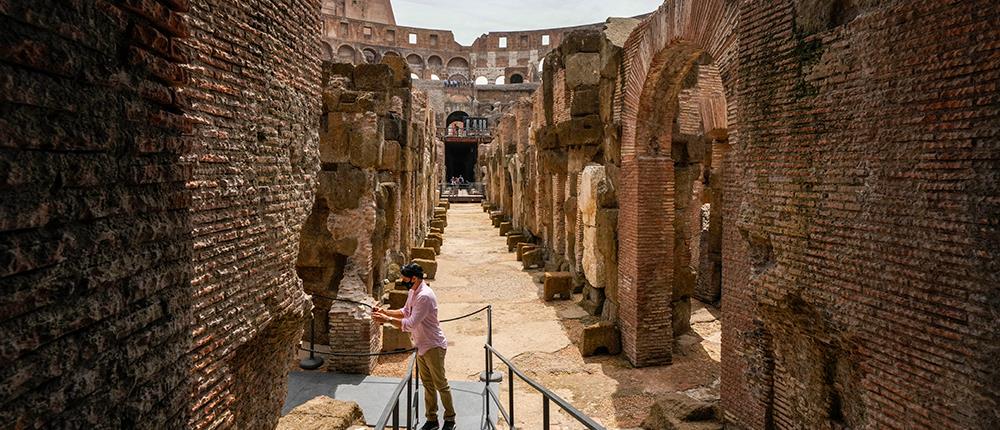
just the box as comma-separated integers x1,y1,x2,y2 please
299,296,489,358
298,346,416,357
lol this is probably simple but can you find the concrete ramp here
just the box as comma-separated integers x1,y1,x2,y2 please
283,371,498,428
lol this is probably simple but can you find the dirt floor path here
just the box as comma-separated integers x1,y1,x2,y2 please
374,203,721,429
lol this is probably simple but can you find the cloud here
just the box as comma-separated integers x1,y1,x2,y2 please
391,0,662,45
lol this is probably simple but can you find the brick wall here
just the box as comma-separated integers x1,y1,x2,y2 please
180,0,321,427
0,0,193,427
1,0,323,427
724,1,1000,428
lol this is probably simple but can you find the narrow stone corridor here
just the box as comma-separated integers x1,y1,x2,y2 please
373,203,722,428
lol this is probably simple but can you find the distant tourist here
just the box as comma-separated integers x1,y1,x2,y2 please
373,263,456,430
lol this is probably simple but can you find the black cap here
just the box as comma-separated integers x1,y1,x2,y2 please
401,262,425,279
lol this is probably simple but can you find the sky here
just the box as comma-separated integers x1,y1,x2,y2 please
392,0,663,45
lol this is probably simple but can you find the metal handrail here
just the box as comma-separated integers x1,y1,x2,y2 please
373,305,494,430
374,351,419,430
484,343,606,430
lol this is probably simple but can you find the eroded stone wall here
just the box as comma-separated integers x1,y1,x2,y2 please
296,58,440,373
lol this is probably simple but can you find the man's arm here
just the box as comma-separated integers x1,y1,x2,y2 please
375,306,404,318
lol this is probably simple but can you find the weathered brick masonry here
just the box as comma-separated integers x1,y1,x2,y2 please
1,0,323,428
485,0,999,428
1,1,195,427
297,58,441,373
721,1,999,428
180,0,321,427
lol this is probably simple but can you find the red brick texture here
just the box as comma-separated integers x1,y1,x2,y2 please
0,0,194,427
1,0,323,428
180,0,321,427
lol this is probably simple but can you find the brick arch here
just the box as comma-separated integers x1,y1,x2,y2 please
336,44,357,63
427,55,444,68
406,53,424,67
616,0,742,368
320,41,334,61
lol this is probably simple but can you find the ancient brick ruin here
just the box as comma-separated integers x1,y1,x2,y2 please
483,1,999,429
296,58,441,373
2,0,998,429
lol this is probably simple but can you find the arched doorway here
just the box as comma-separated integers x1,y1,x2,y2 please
362,48,379,64
320,41,333,61
509,73,524,84
444,111,476,183
337,44,357,63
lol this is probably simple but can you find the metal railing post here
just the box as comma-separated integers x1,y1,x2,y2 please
299,310,324,370
508,367,514,427
484,345,491,421
406,370,412,429
414,363,420,425
543,397,550,430
487,305,493,379
392,398,400,430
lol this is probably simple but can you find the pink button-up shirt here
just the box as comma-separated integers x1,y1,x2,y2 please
400,282,449,355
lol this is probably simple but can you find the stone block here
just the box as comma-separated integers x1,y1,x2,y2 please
433,207,447,217
386,290,408,308
383,113,405,142
522,248,543,269
543,272,573,300
410,247,436,261
427,232,444,244
382,325,413,352
433,215,448,227
564,53,601,88
557,114,602,147
353,64,392,91
423,237,441,254
438,201,450,210
349,124,381,169
516,243,537,261
378,140,401,171
641,393,720,430
498,221,513,236
570,87,600,117
506,234,525,252
579,285,606,316
276,396,364,430
317,168,368,211
430,219,446,230
412,258,437,279
562,29,603,54
580,321,621,356
430,227,443,235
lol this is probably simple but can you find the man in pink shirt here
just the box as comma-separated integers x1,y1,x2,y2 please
373,262,456,430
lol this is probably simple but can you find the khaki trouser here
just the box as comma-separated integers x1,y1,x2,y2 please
416,347,456,422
